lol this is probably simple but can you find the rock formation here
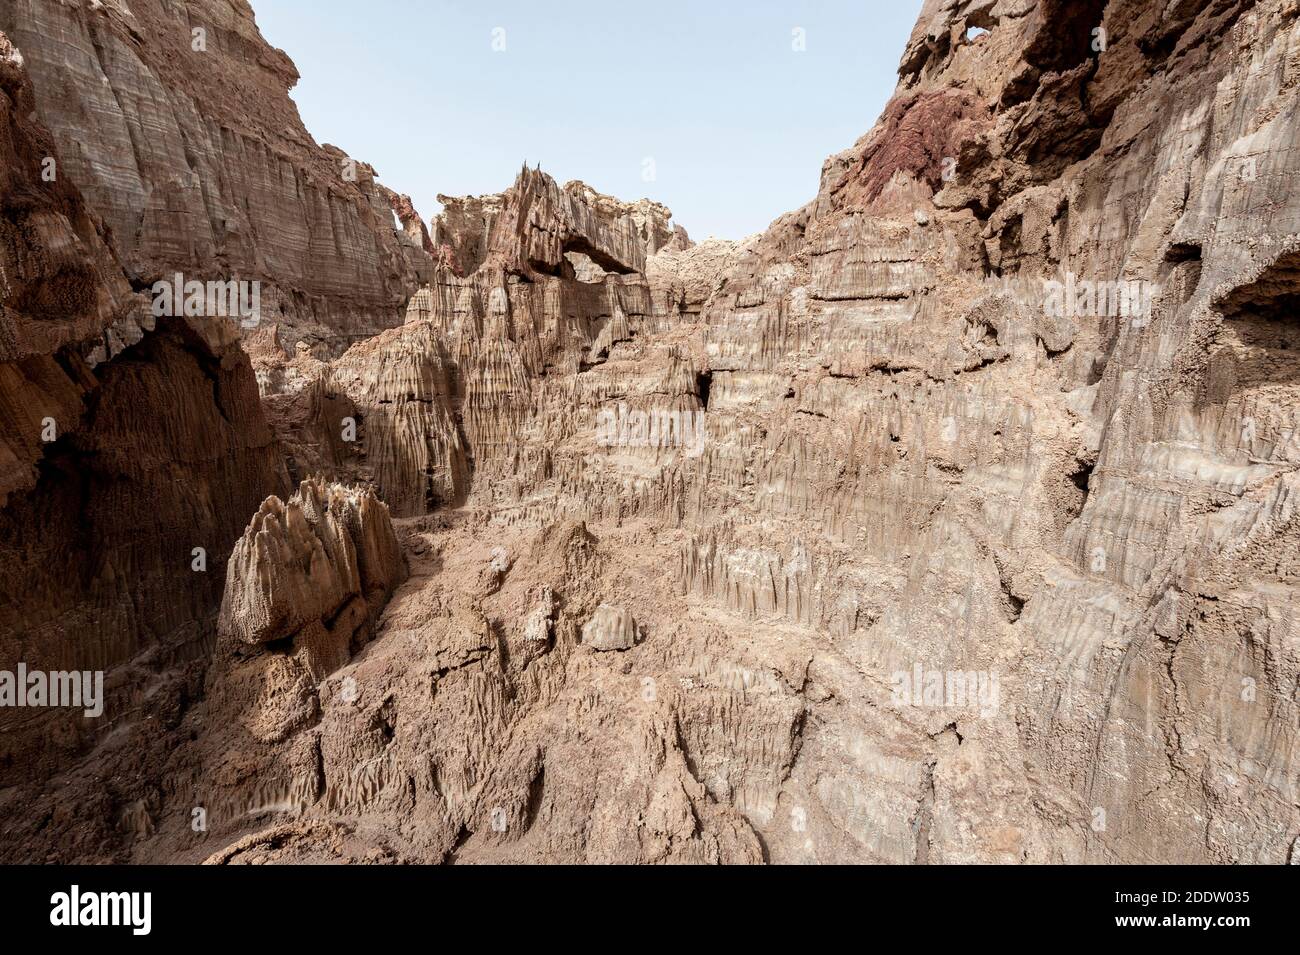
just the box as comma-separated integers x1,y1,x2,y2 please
0,0,432,354
581,603,640,651
185,479,404,831
2,0,1298,865
0,18,290,855
216,478,405,670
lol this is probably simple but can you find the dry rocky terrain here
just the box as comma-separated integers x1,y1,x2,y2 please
0,0,1297,864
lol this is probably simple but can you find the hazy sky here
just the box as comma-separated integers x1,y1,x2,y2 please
254,0,925,240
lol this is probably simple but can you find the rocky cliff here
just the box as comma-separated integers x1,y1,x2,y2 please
0,14,290,854
2,0,1297,864
0,0,432,355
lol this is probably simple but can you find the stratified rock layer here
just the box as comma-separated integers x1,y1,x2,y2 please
219,0,1296,865
0,20,290,853
3,0,1299,866
0,0,432,353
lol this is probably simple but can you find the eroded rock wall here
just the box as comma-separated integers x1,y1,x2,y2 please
216,0,1297,864
0,22,289,858
3,0,1298,865
0,0,432,354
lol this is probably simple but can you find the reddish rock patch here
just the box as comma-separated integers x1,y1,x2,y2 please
832,89,990,210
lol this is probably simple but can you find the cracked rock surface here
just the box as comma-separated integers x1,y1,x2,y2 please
1,0,1298,864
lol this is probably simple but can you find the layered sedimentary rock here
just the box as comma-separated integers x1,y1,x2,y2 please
0,20,292,861
258,168,690,518
430,168,683,279
178,480,405,829
0,28,133,506
213,0,1294,865
0,0,431,353
4,0,1299,865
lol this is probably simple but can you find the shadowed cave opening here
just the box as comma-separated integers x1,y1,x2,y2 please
1024,0,1109,73
536,236,637,279
1070,460,1093,494
1165,241,1202,263
1208,251,1300,402
696,370,713,409
1066,459,1095,522
1217,249,1300,329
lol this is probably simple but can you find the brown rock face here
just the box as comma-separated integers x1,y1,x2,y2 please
0,0,432,353
0,23,288,857
188,480,404,818
221,0,1297,865
0,50,105,541
257,166,687,519
829,88,991,212
3,0,1299,866
0,32,132,368
217,478,405,666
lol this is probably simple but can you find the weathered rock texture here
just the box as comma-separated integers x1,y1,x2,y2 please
217,478,405,667
181,479,405,828
3,0,1299,865
0,17,290,856
0,0,431,354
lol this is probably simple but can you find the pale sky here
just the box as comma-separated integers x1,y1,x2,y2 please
253,0,925,240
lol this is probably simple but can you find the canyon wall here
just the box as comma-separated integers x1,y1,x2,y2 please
1,0,1297,864
0,19,293,858
204,0,1293,864
0,0,419,857
0,0,432,354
